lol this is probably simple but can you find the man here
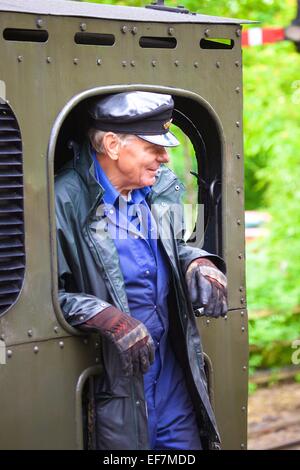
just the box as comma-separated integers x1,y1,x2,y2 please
55,91,227,450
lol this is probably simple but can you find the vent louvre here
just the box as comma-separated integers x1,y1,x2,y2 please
0,102,25,315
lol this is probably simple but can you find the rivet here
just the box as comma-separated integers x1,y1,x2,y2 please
131,26,138,35
239,286,244,292
121,25,128,34
224,315,228,320
33,346,39,354
96,58,102,66
216,61,221,68
7,350,12,358
240,297,245,304
54,326,59,334
46,56,52,63
236,121,240,127
242,406,246,412
237,219,241,225
27,329,33,337
80,22,87,32
151,60,157,67
241,311,245,316
59,341,64,349
36,18,44,29
130,60,135,67
136,400,140,406
241,443,245,449
174,60,179,67
235,61,240,67
241,326,245,332
122,61,127,67
194,62,199,68
235,86,240,94
95,357,100,363
17,55,23,63
238,253,243,259
206,319,210,325
73,58,79,65
236,187,241,194
236,29,241,37
236,153,241,159
204,28,210,37
83,338,88,345
242,365,247,371
168,27,174,36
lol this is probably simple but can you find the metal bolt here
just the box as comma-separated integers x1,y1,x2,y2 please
240,297,245,304
239,286,244,292
27,329,33,337
36,18,44,29
54,326,59,334
130,60,135,67
235,86,240,93
46,57,52,63
216,61,221,68
151,60,157,67
59,341,64,349
33,346,39,354
241,311,244,317
73,58,79,65
242,365,247,371
80,23,87,32
96,58,102,66
194,62,199,68
168,27,174,36
17,55,23,63
236,153,241,159
241,326,245,332
236,29,241,37
7,350,12,358
237,219,241,225
242,406,246,412
204,29,210,37
206,319,210,325
241,443,245,449
174,60,179,67
238,253,243,259
122,61,127,67
236,121,240,128
224,315,228,320
121,25,128,34
131,26,138,35
236,187,241,194
235,61,240,67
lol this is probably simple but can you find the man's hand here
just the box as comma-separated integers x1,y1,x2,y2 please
185,258,228,318
83,307,155,376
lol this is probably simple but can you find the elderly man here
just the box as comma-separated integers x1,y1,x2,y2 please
55,92,227,450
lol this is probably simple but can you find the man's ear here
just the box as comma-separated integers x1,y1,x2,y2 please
102,132,120,161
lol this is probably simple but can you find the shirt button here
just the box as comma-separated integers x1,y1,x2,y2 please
134,235,139,239
109,209,114,214
145,270,150,276
157,341,160,347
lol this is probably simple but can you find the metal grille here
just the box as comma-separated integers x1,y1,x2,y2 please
0,102,25,315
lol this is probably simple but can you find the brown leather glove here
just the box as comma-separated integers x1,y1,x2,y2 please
83,306,155,376
185,258,228,318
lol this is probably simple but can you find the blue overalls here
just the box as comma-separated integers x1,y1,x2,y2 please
93,154,202,450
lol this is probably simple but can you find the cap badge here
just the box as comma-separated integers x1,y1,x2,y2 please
163,119,172,130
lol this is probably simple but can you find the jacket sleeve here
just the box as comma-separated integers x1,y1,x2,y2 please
55,175,112,327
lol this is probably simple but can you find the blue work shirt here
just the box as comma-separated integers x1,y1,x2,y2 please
93,152,201,450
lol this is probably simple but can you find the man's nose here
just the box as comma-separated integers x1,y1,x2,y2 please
157,149,169,163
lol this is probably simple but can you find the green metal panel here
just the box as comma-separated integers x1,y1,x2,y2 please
0,4,247,450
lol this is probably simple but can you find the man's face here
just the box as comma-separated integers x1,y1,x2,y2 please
116,136,170,189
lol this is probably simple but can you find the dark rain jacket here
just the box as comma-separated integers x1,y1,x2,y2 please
55,141,225,450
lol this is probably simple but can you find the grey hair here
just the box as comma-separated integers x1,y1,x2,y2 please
88,128,132,154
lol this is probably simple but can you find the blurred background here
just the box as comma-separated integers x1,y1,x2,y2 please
77,0,300,447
